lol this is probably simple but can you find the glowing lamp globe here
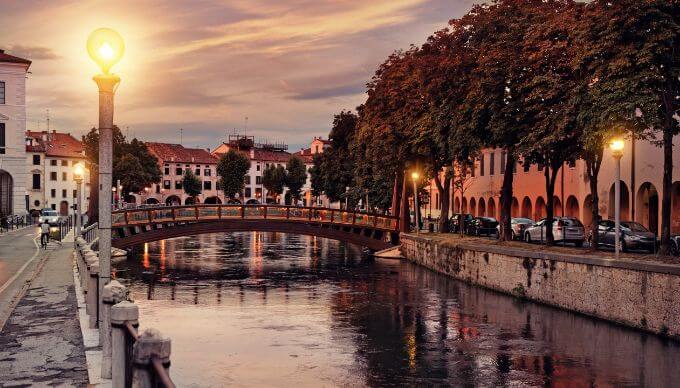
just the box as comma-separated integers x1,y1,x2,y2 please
411,172,419,181
609,138,624,157
74,163,85,180
87,28,125,74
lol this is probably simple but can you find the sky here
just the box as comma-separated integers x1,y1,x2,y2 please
2,0,476,151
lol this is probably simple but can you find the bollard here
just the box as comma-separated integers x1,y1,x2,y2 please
132,328,172,388
111,301,139,388
88,261,100,329
84,252,98,291
102,280,127,379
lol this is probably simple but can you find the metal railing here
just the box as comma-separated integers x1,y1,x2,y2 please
112,204,400,232
82,222,99,243
0,214,37,232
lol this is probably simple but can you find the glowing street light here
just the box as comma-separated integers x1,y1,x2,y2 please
411,171,420,234
73,163,85,242
87,27,124,379
609,137,625,259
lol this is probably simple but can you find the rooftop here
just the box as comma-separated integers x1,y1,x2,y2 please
146,142,217,164
0,49,31,67
26,131,84,158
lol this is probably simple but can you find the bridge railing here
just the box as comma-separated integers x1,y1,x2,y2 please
112,205,400,231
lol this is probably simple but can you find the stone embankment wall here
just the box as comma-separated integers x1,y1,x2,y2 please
400,234,680,339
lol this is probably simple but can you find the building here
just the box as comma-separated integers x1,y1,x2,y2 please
0,49,31,215
424,136,680,236
293,136,331,207
143,142,220,205
25,130,91,216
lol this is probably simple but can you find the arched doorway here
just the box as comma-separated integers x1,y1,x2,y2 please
462,197,468,213
469,198,477,216
244,199,258,205
521,197,532,219
488,198,496,219
636,182,659,234
511,197,519,218
146,198,159,205
454,197,461,213
165,195,181,206
608,182,630,221
204,196,222,204
125,194,137,206
185,197,197,205
478,198,486,217
59,200,69,216
583,194,594,229
566,196,579,218
553,196,563,217
535,197,547,220
672,182,680,235
0,170,13,215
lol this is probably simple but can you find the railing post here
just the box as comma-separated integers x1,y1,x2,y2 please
217,204,222,220
124,210,129,225
195,205,199,220
286,207,290,219
147,210,153,224
132,328,172,388
352,212,357,225
263,205,267,219
330,210,334,224
111,301,139,388
102,280,127,379
241,205,245,219
88,260,100,329
171,208,176,222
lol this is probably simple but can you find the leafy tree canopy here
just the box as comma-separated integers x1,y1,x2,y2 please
217,149,251,199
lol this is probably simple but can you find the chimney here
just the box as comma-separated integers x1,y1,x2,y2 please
0,49,4,54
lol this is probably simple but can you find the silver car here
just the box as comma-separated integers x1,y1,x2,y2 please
523,217,585,247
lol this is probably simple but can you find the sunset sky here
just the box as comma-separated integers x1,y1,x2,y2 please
2,0,475,151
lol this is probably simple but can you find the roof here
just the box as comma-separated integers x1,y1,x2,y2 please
292,148,314,164
212,143,292,163
25,131,85,158
0,49,31,66
146,142,217,164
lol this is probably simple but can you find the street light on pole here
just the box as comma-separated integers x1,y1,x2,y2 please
87,27,124,343
610,138,624,259
73,162,84,245
411,171,420,234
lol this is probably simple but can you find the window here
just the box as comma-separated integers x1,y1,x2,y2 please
537,162,544,172
500,151,506,174
204,168,211,176
51,189,56,198
61,160,68,166
164,167,170,175
163,180,171,189
195,168,201,176
155,185,160,194
73,189,77,198
50,172,57,181
256,164,261,171
175,168,182,175
489,152,495,176
62,172,68,181
51,204,56,210
523,160,530,172
480,154,485,177
244,175,251,185
33,155,40,165
50,159,57,166
62,189,67,198
0,123,5,154
203,181,212,190
513,161,518,174
175,181,182,190
32,174,40,189
245,187,251,198
256,176,262,184
568,159,576,168
0,81,5,104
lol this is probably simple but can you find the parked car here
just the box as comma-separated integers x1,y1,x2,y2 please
450,213,473,233
523,217,585,246
495,217,535,240
38,209,61,225
593,220,657,253
467,217,499,236
671,236,680,256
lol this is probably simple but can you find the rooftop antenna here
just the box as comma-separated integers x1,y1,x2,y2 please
244,116,248,137
46,109,50,132
126,126,130,139
180,128,183,145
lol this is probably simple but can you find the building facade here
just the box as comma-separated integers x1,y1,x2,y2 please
424,136,680,236
293,136,331,207
0,49,31,215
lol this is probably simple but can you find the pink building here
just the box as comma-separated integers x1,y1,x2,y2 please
425,136,680,236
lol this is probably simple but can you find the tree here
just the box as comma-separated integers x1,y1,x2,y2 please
285,156,307,204
118,138,161,193
114,155,145,198
182,169,202,201
217,149,251,200
309,154,324,205
262,165,286,202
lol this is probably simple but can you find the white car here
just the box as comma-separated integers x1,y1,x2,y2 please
523,217,585,247
38,209,61,225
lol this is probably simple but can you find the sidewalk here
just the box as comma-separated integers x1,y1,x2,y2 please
0,237,88,386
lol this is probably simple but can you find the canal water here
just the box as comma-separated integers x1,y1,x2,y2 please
112,232,679,387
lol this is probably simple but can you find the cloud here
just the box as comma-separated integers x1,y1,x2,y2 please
7,45,60,60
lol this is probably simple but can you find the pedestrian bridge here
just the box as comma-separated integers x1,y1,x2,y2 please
111,205,400,251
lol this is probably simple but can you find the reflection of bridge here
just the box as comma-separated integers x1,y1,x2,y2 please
111,205,400,250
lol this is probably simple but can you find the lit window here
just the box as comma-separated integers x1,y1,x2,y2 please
0,81,5,104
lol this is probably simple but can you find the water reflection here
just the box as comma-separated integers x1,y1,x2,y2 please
112,232,680,387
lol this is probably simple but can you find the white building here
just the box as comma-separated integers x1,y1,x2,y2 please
0,49,31,215
293,136,331,207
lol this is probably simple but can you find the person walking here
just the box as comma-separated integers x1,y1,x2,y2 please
40,221,50,249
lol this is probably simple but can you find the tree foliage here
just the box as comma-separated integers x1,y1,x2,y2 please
285,156,307,203
262,165,287,201
217,149,251,200
182,169,202,199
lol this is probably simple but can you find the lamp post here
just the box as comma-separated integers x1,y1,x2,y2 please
610,138,624,259
411,171,420,234
87,28,124,340
73,163,84,245
111,187,117,209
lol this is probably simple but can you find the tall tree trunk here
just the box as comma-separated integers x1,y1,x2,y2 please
391,171,402,217
659,129,673,255
86,164,99,225
586,149,603,250
434,170,451,233
544,161,560,246
399,171,410,233
499,151,515,241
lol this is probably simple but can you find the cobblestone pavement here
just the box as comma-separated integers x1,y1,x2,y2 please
0,241,88,387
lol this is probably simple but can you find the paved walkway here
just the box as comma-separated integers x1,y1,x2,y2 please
0,237,88,387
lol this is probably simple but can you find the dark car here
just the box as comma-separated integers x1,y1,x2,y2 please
672,236,680,256
467,217,499,236
450,213,473,233
595,220,657,253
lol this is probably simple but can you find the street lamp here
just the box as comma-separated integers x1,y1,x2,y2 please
73,163,84,244
411,171,420,234
87,27,124,355
610,138,624,259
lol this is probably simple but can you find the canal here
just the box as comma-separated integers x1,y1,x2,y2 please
112,232,679,387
